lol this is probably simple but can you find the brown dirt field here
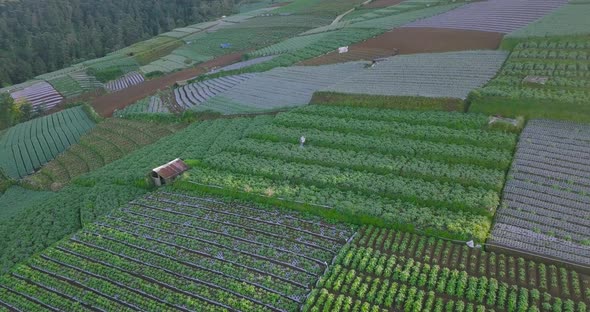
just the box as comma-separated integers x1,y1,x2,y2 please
362,0,403,9
300,27,504,66
90,52,245,117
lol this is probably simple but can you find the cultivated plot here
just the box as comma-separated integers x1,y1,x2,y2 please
402,0,567,34
197,62,366,114
491,120,590,266
174,74,257,110
305,226,590,311
104,72,145,92
186,105,518,241
0,106,95,179
0,191,355,312
9,81,63,110
322,51,507,100
506,3,590,38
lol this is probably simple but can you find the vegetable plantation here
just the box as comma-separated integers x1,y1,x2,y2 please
323,51,508,100
25,118,184,190
0,116,273,275
104,72,145,92
0,191,355,312
304,226,590,312
175,74,257,110
9,81,64,110
196,62,365,114
0,106,96,179
505,3,590,38
471,37,590,121
182,105,518,241
402,0,568,34
490,120,590,266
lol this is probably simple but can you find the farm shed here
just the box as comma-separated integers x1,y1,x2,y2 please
151,158,189,186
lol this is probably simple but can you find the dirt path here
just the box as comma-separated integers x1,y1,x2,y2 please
300,27,503,66
91,52,245,117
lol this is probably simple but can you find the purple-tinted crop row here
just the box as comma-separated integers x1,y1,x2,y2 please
9,81,63,110
174,74,256,110
491,120,590,266
403,0,568,34
104,71,145,92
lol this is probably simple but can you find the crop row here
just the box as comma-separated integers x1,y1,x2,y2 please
0,106,95,179
302,226,590,312
0,192,355,311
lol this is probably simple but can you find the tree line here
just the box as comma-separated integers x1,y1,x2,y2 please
0,0,236,86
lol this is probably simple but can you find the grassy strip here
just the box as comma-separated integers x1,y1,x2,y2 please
468,94,590,123
310,92,466,112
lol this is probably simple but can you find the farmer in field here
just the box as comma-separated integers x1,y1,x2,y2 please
300,136,306,148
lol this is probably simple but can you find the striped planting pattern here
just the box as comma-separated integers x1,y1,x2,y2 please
9,81,64,110
209,55,278,74
322,50,507,100
198,62,366,114
174,74,256,110
403,0,568,34
104,72,145,92
491,120,590,266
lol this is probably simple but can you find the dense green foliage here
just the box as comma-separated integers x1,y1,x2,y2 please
180,105,518,241
0,116,271,274
311,92,467,111
304,226,590,311
0,106,96,179
25,118,185,190
0,93,40,130
0,190,355,311
0,0,236,86
0,186,53,221
471,37,590,122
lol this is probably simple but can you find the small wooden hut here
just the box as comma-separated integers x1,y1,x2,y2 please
151,158,189,186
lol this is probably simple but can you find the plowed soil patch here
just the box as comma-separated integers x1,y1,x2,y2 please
91,52,244,117
363,0,404,8
300,27,503,66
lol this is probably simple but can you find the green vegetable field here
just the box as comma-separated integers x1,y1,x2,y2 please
0,106,96,179
181,105,518,241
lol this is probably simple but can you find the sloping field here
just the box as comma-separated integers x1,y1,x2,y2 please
249,32,331,57
363,0,404,8
506,3,590,38
301,28,503,65
0,106,95,179
47,75,84,98
305,226,590,311
115,95,172,117
104,72,145,92
185,105,518,241
196,62,365,114
323,51,507,100
0,186,53,221
0,191,355,311
175,74,257,110
9,81,63,110
403,0,568,33
471,37,590,121
209,55,278,73
25,118,183,190
490,120,590,266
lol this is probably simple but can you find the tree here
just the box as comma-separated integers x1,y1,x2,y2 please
0,92,15,129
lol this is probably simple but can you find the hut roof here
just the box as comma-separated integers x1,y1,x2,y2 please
152,158,189,179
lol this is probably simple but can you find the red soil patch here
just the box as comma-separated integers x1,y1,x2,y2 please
91,52,245,117
363,0,404,9
300,27,504,66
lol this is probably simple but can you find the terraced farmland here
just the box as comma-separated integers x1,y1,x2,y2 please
305,226,590,311
209,55,278,73
0,106,96,179
402,0,568,33
183,105,518,241
472,37,590,121
506,3,590,38
9,81,64,110
196,62,365,114
26,118,183,190
104,72,145,92
0,191,355,311
323,51,507,100
490,120,590,266
174,74,257,110
115,95,172,117
47,75,84,98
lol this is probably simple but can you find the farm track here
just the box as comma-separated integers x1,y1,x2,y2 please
301,28,503,66
91,52,245,117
